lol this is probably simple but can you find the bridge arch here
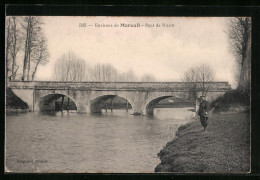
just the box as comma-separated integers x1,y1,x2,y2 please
35,93,79,111
144,94,190,115
89,94,134,113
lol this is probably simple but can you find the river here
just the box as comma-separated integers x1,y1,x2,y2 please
5,107,195,173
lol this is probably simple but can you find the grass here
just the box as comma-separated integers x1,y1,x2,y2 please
155,112,250,173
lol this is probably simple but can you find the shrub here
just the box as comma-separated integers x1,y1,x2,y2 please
210,88,250,111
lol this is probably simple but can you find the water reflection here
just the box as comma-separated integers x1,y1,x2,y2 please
6,107,195,173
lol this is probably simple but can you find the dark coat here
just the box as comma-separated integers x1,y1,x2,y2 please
198,100,210,117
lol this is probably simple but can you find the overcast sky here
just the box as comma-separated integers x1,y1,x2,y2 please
35,16,236,87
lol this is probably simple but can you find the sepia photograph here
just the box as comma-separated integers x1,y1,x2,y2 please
5,16,251,173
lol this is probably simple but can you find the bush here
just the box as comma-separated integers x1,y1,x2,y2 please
210,88,250,111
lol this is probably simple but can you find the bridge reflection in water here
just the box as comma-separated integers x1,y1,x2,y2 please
8,81,231,115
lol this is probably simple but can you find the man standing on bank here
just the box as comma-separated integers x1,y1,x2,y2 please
198,96,210,132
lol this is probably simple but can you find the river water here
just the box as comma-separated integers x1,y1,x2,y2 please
5,107,195,173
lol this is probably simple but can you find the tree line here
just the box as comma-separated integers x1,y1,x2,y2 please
54,51,156,82
6,16,49,81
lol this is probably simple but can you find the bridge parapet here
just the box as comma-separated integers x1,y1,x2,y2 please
8,81,231,92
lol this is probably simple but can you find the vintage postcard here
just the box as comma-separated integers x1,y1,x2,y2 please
5,15,251,173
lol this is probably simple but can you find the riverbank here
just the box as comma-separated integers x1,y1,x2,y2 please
6,88,29,111
155,111,250,173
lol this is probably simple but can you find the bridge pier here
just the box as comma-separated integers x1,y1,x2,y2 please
77,106,88,113
74,101,90,113
145,106,155,116
131,104,144,116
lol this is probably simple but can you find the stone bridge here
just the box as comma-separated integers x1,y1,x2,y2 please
8,81,231,115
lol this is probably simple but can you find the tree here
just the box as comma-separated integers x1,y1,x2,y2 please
91,64,139,82
227,17,251,88
92,63,102,81
6,16,49,82
54,51,86,81
140,73,156,82
21,16,45,81
91,63,119,82
31,36,49,80
102,64,118,82
9,17,22,80
125,69,138,82
182,64,215,100
182,67,198,101
6,17,22,81
196,64,215,94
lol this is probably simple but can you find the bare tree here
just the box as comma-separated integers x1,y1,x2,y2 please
182,67,199,101
21,16,44,81
182,64,215,100
9,17,22,80
140,73,156,82
196,64,215,94
102,64,118,82
92,63,102,81
6,17,21,80
6,16,49,81
227,17,251,88
54,51,86,81
125,69,138,82
31,36,49,80
91,63,119,82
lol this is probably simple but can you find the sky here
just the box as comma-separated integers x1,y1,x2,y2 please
34,16,237,87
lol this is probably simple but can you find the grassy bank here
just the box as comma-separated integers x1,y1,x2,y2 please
155,111,250,173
